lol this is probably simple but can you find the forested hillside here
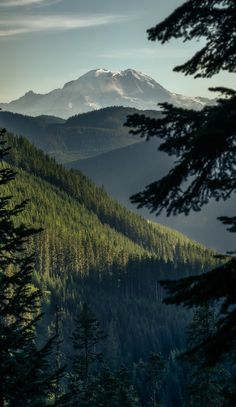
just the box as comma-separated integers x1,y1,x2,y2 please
73,138,236,253
1,109,233,253
2,132,217,405
0,107,160,163
7,133,213,265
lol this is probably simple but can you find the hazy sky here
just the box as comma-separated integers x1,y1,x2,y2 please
0,0,235,102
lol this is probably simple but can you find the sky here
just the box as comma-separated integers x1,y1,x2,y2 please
0,0,235,102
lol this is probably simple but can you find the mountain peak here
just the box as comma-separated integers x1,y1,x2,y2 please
24,90,36,97
0,68,213,119
94,68,114,76
77,68,153,81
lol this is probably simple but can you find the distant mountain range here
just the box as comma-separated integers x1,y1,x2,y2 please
0,107,160,162
0,68,214,118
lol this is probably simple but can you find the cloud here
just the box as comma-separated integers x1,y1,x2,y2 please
0,14,129,37
0,0,51,6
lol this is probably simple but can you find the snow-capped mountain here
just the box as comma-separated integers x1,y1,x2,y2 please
0,68,213,119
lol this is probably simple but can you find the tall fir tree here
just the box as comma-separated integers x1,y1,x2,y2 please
135,353,166,407
68,303,141,407
145,353,166,407
94,364,118,407
115,366,141,407
68,303,106,406
0,128,62,406
95,364,140,407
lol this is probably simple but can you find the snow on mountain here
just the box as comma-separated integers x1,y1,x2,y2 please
0,68,214,119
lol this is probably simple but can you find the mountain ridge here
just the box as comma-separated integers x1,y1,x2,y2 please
7,132,213,263
0,107,160,163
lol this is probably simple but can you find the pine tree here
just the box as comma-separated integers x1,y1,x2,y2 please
68,303,141,407
95,364,118,407
146,353,165,407
92,364,141,407
136,353,166,407
68,303,106,406
0,128,62,406
115,366,141,407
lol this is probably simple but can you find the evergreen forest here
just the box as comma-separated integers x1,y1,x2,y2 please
0,129,217,406
1,0,235,405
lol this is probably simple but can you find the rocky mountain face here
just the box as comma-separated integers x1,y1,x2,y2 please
0,69,213,118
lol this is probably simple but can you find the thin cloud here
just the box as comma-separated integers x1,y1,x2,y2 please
0,0,51,6
0,14,129,37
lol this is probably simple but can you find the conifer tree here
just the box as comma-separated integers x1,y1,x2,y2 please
115,366,141,407
68,303,141,407
136,353,166,407
146,353,165,407
95,364,141,407
0,128,62,406
69,303,106,406
95,364,118,407
126,0,236,367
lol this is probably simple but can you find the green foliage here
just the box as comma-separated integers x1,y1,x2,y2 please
71,303,106,378
68,304,141,407
160,258,236,365
6,132,214,265
139,353,166,407
68,303,106,406
0,129,62,406
0,130,217,406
